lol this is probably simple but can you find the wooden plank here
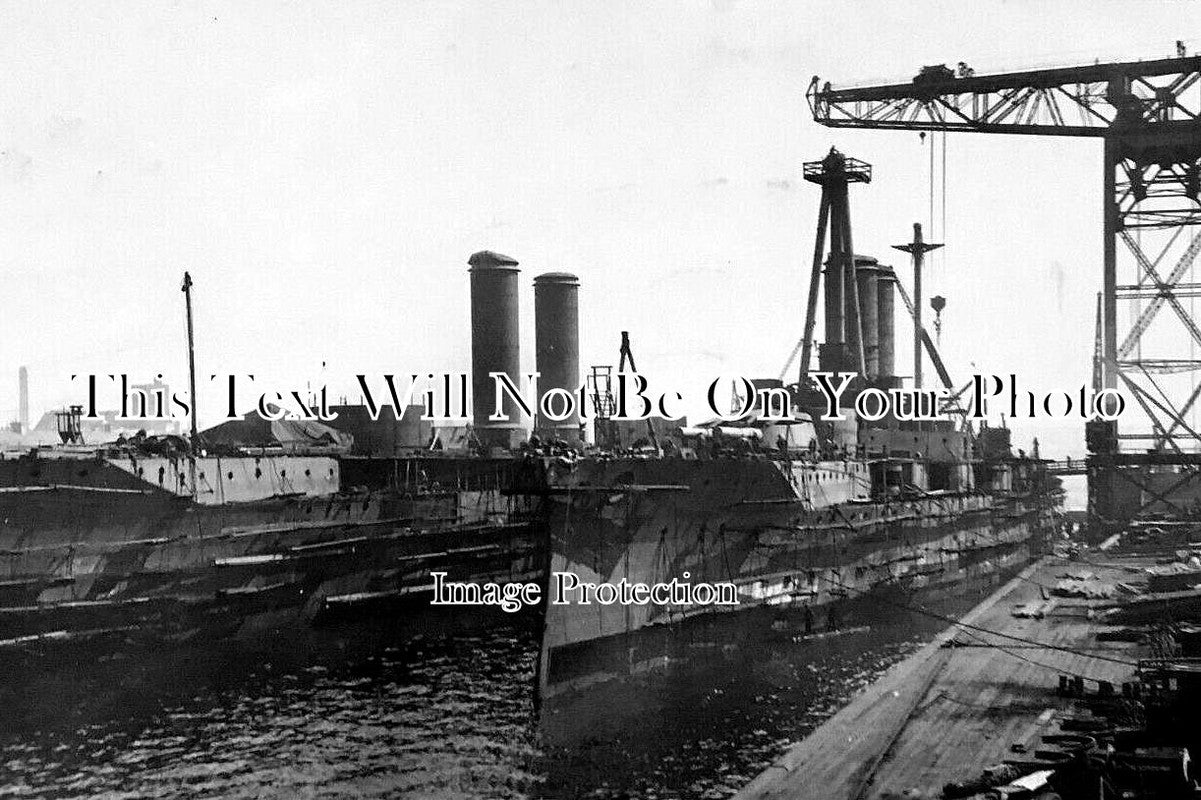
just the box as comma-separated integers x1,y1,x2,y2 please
735,557,1144,800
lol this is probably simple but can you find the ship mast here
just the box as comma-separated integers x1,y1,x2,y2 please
891,223,942,391
181,271,199,446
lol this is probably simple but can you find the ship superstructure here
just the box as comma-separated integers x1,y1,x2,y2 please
0,273,546,654
537,149,1062,700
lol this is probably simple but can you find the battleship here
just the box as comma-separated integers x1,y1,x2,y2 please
0,156,1063,698
8,5,1201,797
0,272,546,659
0,430,546,648
537,148,1064,701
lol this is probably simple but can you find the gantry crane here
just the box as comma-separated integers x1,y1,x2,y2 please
808,53,1201,533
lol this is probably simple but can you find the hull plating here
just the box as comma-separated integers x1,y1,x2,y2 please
539,456,1056,697
0,454,543,644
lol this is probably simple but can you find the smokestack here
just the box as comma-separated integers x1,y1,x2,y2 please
468,250,524,449
534,272,581,444
855,257,879,379
18,366,28,433
876,266,897,383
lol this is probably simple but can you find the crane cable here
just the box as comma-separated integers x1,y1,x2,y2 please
924,129,948,325
941,129,947,274
928,131,934,239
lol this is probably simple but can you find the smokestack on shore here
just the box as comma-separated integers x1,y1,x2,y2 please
534,272,580,444
18,366,28,433
469,250,524,449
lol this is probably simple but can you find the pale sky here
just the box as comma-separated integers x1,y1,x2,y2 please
1,0,1199,456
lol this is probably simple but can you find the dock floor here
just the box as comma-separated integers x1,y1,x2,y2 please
734,556,1146,800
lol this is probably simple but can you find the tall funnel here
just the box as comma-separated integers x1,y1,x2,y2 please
17,367,28,433
534,272,581,444
876,266,897,383
469,250,524,449
855,257,880,378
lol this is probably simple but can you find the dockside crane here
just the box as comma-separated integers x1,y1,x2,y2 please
808,54,1201,453
809,53,1201,534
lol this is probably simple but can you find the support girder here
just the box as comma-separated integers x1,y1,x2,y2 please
1117,229,1201,358
808,55,1201,138
809,54,1201,455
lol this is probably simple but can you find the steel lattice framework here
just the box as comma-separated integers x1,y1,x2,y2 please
808,55,1201,452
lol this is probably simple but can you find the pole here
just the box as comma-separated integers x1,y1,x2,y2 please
892,223,943,392
1092,291,1104,394
182,272,198,442
800,192,831,383
1102,137,1118,392
840,184,868,376
913,223,924,390
619,331,658,452
181,271,199,497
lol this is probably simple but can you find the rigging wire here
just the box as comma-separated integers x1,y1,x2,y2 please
941,129,947,273
950,625,1123,687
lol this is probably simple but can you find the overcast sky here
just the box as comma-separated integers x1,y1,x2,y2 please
1,0,1199,456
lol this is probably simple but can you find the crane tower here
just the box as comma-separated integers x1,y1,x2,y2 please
808,53,1201,534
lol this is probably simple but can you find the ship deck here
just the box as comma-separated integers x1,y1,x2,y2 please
733,554,1150,800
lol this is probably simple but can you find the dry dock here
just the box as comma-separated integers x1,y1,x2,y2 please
735,556,1147,800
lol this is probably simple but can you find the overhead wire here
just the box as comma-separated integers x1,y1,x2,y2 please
951,624,1127,686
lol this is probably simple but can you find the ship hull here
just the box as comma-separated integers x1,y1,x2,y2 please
0,453,544,647
538,456,1057,699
